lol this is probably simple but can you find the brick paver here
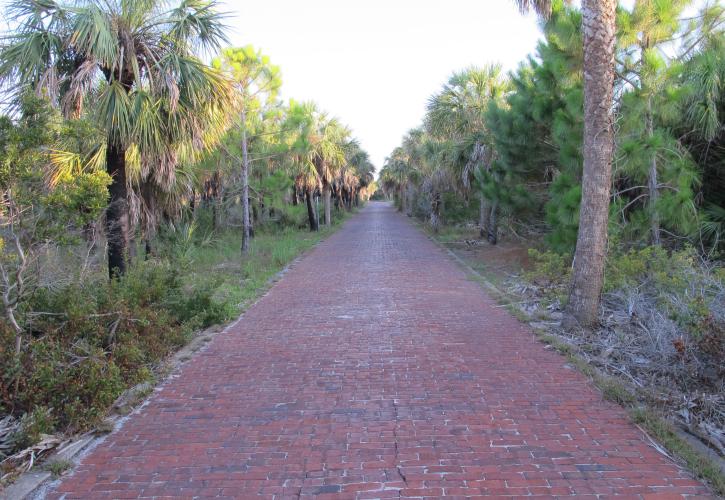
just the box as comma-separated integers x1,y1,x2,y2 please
49,202,711,498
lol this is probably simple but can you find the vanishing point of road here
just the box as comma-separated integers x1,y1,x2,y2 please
49,202,711,499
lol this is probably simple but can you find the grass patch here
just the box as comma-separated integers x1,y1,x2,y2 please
42,459,73,478
183,219,348,314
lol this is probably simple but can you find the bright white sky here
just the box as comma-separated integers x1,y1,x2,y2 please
220,1,544,171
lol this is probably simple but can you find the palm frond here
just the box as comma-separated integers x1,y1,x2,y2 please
514,0,553,18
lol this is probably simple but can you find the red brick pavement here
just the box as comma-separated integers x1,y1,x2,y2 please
49,202,712,498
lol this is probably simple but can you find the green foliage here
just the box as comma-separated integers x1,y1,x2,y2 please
615,0,701,242
44,171,112,231
1,245,240,431
169,277,236,329
252,170,309,228
0,0,236,178
485,3,584,251
393,1,724,258
212,45,282,104
15,407,55,449
524,248,571,286
605,246,724,351
524,248,572,304
544,174,581,252
25,343,125,429
441,193,478,224
43,459,74,478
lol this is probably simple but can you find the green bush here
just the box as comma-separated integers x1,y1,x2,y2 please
0,259,214,434
604,245,669,292
441,193,478,224
524,248,571,286
170,279,236,328
15,407,55,449
606,247,724,335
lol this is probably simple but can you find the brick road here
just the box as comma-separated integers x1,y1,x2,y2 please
49,202,711,498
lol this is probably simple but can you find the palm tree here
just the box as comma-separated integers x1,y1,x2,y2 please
400,129,425,216
425,65,510,242
384,146,413,213
285,101,322,231
419,138,451,233
344,142,375,206
515,0,617,327
213,46,281,253
313,118,349,225
286,102,349,228
0,0,235,278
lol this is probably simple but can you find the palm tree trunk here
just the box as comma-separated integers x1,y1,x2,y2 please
105,140,130,279
565,0,617,327
241,109,251,254
479,193,489,239
398,185,405,212
430,191,441,233
323,182,332,225
403,182,409,216
646,97,660,245
305,187,318,231
140,181,155,261
144,239,153,260
214,183,224,231
292,187,299,206
487,200,499,245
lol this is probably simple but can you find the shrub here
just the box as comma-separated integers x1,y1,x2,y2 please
606,246,724,342
0,258,219,436
525,248,571,287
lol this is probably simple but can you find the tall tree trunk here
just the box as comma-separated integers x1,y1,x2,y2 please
398,185,405,212
305,187,318,231
565,0,617,327
140,180,156,261
292,187,299,206
241,109,251,254
479,193,489,239
214,183,224,231
323,182,332,225
646,97,660,245
83,221,97,254
430,191,441,233
105,141,129,279
144,239,153,260
189,188,196,221
259,195,267,224
487,200,499,245
404,182,410,216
